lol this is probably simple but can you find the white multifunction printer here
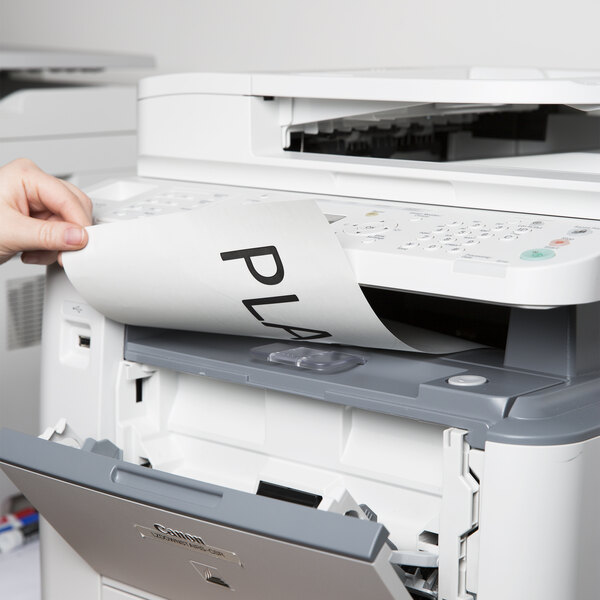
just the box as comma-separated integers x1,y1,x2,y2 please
0,46,153,510
2,68,600,600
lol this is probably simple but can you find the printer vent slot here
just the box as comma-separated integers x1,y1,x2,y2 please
256,481,322,508
286,104,600,162
6,274,45,351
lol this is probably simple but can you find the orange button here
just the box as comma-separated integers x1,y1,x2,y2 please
549,239,569,247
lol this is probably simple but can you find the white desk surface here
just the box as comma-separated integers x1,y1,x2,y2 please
0,539,40,600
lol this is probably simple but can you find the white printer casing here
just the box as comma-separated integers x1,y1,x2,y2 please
3,68,600,600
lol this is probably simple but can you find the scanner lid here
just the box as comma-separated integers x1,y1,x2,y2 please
0,45,154,72
139,67,600,106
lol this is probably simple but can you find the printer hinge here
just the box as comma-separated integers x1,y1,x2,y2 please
437,428,481,600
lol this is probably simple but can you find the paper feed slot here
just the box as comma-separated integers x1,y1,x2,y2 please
123,327,565,450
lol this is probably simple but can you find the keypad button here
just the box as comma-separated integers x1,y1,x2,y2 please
447,246,463,254
462,239,479,246
417,233,433,241
501,234,518,241
455,229,470,237
568,227,592,236
424,243,441,251
520,248,556,261
469,221,484,230
478,231,493,239
514,226,532,234
441,236,457,244
492,223,506,231
400,241,419,249
446,220,461,227
344,221,389,235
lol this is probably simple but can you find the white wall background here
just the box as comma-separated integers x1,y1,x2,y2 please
1,0,599,78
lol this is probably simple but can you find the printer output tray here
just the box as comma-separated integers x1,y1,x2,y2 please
0,428,411,600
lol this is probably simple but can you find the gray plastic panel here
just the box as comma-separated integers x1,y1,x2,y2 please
124,328,572,449
0,428,386,562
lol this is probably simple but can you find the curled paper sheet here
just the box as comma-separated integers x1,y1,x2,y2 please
63,199,479,354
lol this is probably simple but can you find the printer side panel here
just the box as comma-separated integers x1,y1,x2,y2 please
40,265,124,441
477,437,600,600
40,265,126,600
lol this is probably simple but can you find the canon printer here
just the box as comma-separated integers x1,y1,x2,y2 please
2,68,600,600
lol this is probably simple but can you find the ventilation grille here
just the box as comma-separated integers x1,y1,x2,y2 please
6,275,45,351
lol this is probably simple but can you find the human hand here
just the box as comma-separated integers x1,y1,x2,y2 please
0,159,92,266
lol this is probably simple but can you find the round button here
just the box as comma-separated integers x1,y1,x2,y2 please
568,227,592,236
448,375,488,387
549,238,569,247
520,248,556,261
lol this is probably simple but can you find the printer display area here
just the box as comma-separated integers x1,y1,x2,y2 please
0,67,599,600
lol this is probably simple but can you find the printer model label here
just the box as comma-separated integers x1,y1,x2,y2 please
135,523,242,565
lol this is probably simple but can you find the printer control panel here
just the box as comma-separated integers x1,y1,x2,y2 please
329,203,595,263
90,178,600,306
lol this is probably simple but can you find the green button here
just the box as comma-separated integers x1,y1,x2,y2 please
520,248,556,261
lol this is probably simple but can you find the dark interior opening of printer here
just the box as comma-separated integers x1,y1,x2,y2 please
361,286,511,349
286,104,600,162
0,71,81,101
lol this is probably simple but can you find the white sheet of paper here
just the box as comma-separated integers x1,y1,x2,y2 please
63,199,478,353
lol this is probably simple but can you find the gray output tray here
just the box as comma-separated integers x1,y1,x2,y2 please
125,327,600,449
0,429,410,600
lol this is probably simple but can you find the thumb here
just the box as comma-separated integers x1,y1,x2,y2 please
9,212,88,253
